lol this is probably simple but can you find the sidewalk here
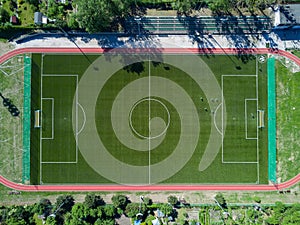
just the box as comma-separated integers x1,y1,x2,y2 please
11,32,298,51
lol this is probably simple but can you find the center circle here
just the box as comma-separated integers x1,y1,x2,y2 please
129,98,170,139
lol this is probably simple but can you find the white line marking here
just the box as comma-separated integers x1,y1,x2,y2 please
222,74,257,77
41,74,78,164
77,103,86,135
40,54,44,184
222,161,258,164
222,75,259,166
221,75,224,163
41,161,77,164
214,102,223,135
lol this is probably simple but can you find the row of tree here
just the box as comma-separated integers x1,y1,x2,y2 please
1,0,278,33
0,192,300,225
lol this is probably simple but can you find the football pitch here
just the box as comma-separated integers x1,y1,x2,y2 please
29,51,268,185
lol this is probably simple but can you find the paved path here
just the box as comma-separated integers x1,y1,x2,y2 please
0,47,300,191
10,32,299,51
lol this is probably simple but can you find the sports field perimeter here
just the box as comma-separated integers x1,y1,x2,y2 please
29,50,268,185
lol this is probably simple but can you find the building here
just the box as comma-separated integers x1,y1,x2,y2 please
274,4,300,28
10,15,18,25
34,12,43,25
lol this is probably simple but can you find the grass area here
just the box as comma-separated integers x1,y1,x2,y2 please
0,55,25,182
1,0,35,25
29,53,268,185
1,182,300,207
276,56,300,182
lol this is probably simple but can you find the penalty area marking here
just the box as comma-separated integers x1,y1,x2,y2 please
221,74,259,185
40,74,78,170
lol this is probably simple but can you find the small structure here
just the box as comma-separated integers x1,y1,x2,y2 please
151,218,160,225
134,219,141,225
34,12,43,25
10,15,18,25
42,15,48,24
274,4,300,27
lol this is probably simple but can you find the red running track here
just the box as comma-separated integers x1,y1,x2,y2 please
0,47,299,192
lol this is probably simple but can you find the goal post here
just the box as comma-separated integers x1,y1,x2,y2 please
34,110,41,128
258,110,264,128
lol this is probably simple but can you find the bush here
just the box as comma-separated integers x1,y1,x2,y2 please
253,196,261,204
167,195,179,206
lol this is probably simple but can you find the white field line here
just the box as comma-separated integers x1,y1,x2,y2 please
256,55,260,184
77,103,86,135
40,54,44,184
41,74,78,165
222,75,259,166
214,102,223,135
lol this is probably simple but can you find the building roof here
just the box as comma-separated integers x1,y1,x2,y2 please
10,15,18,24
278,4,300,25
34,12,43,25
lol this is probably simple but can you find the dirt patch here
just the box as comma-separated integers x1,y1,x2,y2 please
0,42,14,56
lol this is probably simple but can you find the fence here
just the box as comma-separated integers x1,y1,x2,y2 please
22,55,31,183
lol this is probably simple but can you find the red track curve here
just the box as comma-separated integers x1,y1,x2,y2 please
0,47,299,191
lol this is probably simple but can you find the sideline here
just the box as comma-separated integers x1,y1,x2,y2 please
0,47,299,191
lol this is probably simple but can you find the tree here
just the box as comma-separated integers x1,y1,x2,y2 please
33,198,52,217
159,203,173,217
214,193,227,209
177,208,189,225
145,215,156,225
5,205,33,224
167,195,179,207
103,205,116,219
94,218,115,225
125,203,147,218
55,195,75,215
73,0,135,33
71,203,89,220
111,194,129,210
171,0,195,15
253,196,261,204
26,0,39,7
206,0,231,14
84,193,105,209
45,216,58,225
282,203,300,224
142,197,152,206
0,8,10,24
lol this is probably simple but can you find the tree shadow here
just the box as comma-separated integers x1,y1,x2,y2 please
123,62,145,75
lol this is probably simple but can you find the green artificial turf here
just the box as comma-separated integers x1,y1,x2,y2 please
29,53,268,185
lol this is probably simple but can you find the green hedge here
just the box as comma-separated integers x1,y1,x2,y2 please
0,26,35,40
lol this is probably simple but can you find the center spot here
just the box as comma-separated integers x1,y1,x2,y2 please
129,98,170,139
